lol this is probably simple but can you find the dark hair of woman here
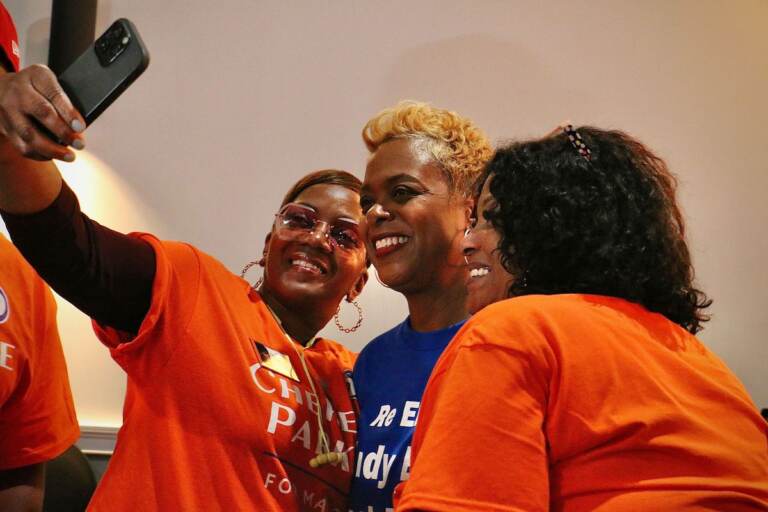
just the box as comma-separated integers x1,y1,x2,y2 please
481,126,712,333
281,169,362,206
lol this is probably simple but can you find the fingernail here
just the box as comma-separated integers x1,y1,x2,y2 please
71,139,85,150
71,119,85,132
62,152,75,162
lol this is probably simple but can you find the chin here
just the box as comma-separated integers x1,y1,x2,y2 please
374,266,412,290
278,278,334,302
467,294,493,315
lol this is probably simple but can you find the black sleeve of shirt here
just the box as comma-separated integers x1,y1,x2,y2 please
1,181,155,333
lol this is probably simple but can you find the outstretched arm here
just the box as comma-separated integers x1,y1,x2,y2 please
0,65,154,334
0,64,79,214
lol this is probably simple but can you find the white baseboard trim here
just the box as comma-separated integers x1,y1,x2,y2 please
77,425,119,456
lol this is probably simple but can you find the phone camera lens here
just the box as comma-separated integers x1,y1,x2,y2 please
95,21,131,67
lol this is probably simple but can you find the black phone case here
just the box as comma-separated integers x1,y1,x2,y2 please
58,19,150,126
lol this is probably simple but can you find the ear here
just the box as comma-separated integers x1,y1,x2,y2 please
261,233,271,264
462,196,474,227
346,267,369,302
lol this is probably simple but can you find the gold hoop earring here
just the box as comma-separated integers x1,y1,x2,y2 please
240,259,264,291
334,299,363,333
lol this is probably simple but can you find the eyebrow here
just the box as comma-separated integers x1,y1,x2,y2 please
361,173,424,193
293,202,360,225
290,202,317,212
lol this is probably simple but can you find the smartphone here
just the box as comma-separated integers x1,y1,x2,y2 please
58,18,150,126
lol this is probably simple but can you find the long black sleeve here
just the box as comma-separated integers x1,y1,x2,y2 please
1,181,155,333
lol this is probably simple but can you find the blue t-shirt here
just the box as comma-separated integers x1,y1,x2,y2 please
348,317,465,512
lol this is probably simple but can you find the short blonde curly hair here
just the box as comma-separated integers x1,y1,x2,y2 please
362,100,492,197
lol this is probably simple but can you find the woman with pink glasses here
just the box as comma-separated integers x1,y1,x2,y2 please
0,64,368,511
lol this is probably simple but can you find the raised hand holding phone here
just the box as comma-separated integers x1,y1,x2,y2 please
0,18,149,162
0,64,84,162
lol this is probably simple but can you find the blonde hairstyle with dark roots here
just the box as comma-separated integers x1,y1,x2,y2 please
362,101,492,196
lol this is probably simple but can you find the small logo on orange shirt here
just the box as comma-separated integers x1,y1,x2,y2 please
0,287,9,324
252,339,300,382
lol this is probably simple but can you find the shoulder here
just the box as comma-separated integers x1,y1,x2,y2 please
462,293,654,352
132,233,240,286
357,319,407,360
0,235,53,311
472,294,601,325
1,234,37,280
313,337,357,368
133,233,203,269
469,293,571,325
352,320,407,379
457,294,595,350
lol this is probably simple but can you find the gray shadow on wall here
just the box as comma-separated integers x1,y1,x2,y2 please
95,1,114,34
21,2,114,67
375,34,584,142
22,17,49,65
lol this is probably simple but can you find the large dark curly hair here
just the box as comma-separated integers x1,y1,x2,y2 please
483,126,711,333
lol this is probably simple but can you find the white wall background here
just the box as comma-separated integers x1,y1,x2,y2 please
3,0,766,427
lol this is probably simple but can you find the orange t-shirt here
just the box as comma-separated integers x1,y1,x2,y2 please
0,235,79,470
395,294,768,512
88,234,358,511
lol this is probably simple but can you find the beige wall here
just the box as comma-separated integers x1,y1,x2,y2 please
4,0,767,427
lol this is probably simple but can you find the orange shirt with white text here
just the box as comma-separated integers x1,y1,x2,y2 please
0,235,79,470
88,234,358,512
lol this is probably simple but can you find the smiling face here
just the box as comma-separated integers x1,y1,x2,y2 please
361,137,471,295
462,175,514,314
261,183,368,318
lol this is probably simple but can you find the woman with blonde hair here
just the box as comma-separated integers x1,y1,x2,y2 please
349,101,491,511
